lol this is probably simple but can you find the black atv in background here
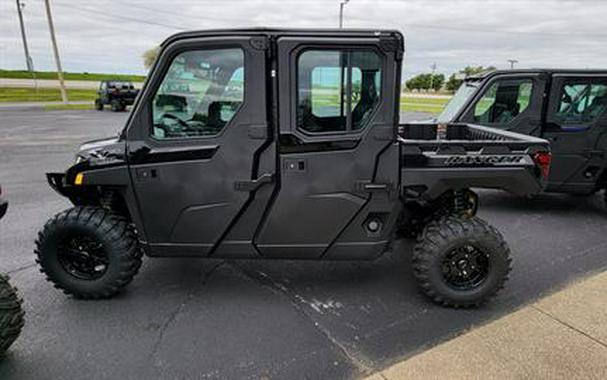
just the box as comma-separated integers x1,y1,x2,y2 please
437,69,607,206
94,80,139,112
0,185,25,355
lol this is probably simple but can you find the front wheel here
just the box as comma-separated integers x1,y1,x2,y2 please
94,99,103,111
0,274,25,355
35,207,143,299
412,216,512,308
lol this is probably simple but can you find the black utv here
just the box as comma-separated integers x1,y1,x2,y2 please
35,29,550,308
437,69,607,204
0,185,25,355
94,80,139,112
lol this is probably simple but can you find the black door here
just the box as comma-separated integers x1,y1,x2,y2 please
125,36,274,257
459,73,546,136
254,34,402,260
542,75,607,193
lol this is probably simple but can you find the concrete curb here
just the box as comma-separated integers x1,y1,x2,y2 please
365,271,607,380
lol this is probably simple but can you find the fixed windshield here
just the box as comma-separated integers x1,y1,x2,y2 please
437,81,479,122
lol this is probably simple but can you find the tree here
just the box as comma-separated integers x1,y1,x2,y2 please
406,73,445,92
431,73,445,92
446,74,461,92
445,66,497,92
142,46,160,69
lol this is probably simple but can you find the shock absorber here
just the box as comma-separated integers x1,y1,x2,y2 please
453,189,478,217
453,190,467,213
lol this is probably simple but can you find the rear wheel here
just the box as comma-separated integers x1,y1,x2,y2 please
94,99,103,111
0,274,25,355
35,207,143,299
412,216,512,308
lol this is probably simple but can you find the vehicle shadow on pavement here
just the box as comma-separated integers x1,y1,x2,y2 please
477,189,606,216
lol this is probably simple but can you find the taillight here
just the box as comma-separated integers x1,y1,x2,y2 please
533,151,552,178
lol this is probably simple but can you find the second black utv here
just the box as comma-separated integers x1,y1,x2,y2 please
438,69,607,204
35,29,550,308
94,80,139,112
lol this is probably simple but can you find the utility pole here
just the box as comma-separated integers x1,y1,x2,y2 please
44,0,68,102
429,62,437,92
339,0,350,28
15,0,33,72
507,59,519,69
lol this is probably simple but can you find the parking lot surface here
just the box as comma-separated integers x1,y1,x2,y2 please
0,109,606,379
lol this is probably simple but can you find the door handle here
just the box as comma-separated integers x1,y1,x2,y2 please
234,173,274,192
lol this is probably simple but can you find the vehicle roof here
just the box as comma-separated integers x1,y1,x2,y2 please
161,28,404,47
102,79,133,83
467,69,607,80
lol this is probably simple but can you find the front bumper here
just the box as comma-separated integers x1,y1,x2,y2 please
47,172,76,198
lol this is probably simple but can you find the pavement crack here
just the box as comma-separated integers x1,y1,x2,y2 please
7,263,37,275
149,260,225,365
230,262,375,375
531,305,607,349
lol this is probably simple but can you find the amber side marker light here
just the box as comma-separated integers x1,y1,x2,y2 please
74,173,84,185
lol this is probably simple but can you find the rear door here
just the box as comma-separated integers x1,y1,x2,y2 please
541,75,607,192
459,73,546,136
254,33,401,259
125,35,275,257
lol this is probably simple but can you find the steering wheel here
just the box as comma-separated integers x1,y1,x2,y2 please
160,112,189,128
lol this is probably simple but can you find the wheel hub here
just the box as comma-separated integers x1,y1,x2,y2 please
58,234,108,280
442,244,490,290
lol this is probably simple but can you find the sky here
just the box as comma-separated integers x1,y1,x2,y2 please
2,0,607,79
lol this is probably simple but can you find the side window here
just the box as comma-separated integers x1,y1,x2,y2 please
554,82,607,125
151,48,244,139
473,79,533,126
297,49,382,134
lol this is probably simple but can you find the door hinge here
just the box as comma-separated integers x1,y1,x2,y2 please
250,37,269,51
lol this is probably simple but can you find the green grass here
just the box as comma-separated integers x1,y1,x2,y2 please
0,69,145,82
44,103,94,111
0,87,97,102
401,95,450,114
0,85,451,114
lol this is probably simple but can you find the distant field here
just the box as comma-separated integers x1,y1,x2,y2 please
401,95,450,114
0,86,451,114
0,87,97,102
0,69,145,82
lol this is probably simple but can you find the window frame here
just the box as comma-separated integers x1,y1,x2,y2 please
551,79,607,130
294,46,384,137
148,45,247,142
469,77,536,127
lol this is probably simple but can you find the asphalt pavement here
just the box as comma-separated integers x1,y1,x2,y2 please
0,109,606,379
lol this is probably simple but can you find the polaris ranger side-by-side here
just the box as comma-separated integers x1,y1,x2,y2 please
35,29,550,308
438,69,607,203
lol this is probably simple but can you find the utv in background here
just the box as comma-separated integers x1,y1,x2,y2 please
35,29,550,308
94,80,139,112
438,69,607,205
0,185,25,355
